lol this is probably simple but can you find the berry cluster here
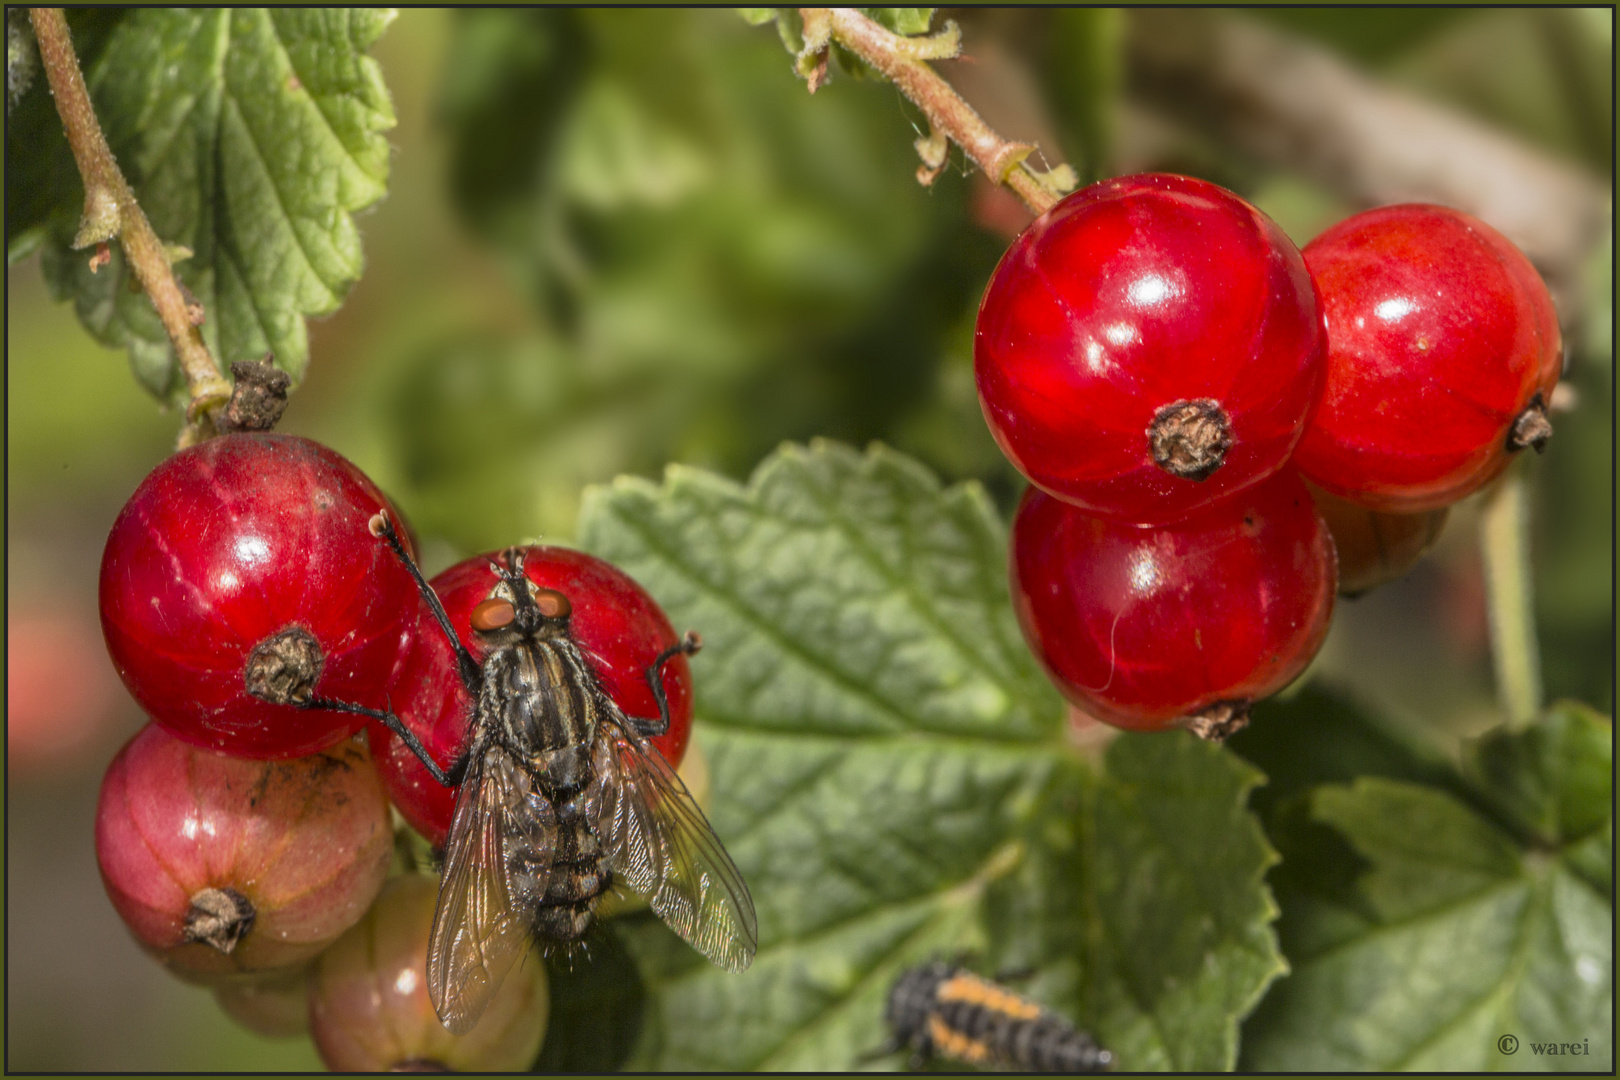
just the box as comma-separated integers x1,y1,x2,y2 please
977,174,1560,736
95,434,692,1067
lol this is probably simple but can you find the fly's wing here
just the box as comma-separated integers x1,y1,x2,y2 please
591,714,758,973
427,747,547,1034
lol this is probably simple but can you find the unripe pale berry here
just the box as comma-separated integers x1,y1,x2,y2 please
308,874,550,1071
94,724,392,981
213,967,311,1038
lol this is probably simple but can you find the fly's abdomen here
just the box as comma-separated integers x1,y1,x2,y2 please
522,804,612,945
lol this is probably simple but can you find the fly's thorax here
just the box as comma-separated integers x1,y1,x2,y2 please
479,635,602,759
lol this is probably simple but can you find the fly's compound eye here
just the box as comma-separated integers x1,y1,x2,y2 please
532,588,571,620
470,598,516,632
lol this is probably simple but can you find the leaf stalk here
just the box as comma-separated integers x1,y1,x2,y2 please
29,7,229,444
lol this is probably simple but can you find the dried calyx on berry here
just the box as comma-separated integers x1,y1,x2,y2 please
243,625,325,706
182,886,256,953
1148,398,1234,482
219,355,292,433
975,172,1324,526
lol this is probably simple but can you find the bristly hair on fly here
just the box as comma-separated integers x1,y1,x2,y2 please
306,511,757,1034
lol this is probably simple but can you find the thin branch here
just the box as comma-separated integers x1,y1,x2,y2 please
29,7,230,442
798,8,1073,216
1479,461,1543,729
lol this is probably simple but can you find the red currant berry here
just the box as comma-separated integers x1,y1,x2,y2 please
1293,204,1562,511
975,172,1325,525
94,724,393,981
308,874,549,1071
369,546,694,847
1011,469,1337,738
1307,482,1447,597
99,434,421,759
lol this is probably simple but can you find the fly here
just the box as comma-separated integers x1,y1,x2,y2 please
318,511,757,1033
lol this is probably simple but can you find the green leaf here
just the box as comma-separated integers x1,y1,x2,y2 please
1229,682,1477,820
1463,701,1613,849
578,441,1283,1071
1242,707,1614,1072
33,8,395,401
736,9,781,29
862,9,935,37
989,736,1285,1072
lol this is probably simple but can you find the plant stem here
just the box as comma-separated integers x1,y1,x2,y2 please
801,8,1066,216
1479,459,1543,728
29,7,230,441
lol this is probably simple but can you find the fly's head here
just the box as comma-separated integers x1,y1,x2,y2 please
467,549,574,645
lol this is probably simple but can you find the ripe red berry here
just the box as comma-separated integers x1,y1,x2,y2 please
975,172,1325,525
1010,469,1337,738
94,724,393,981
1307,482,1448,597
99,434,421,759
308,874,549,1071
369,546,694,847
1293,204,1562,511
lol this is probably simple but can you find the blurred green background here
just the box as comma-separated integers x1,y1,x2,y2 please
6,8,1611,1070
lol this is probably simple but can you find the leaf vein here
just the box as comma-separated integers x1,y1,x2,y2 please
609,501,919,733
267,11,388,194
794,459,1030,707
220,84,339,308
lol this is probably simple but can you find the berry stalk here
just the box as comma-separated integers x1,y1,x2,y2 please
797,8,1072,215
28,7,230,443
1479,461,1543,729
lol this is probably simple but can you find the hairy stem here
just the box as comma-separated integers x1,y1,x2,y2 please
800,8,1068,216
1479,461,1543,729
29,7,230,441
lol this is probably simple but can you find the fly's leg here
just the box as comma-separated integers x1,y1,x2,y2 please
368,509,482,694
304,694,470,788
625,630,702,739
285,510,478,789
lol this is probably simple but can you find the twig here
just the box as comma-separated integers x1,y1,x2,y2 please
797,8,1073,216
29,7,230,443
1478,461,1543,729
